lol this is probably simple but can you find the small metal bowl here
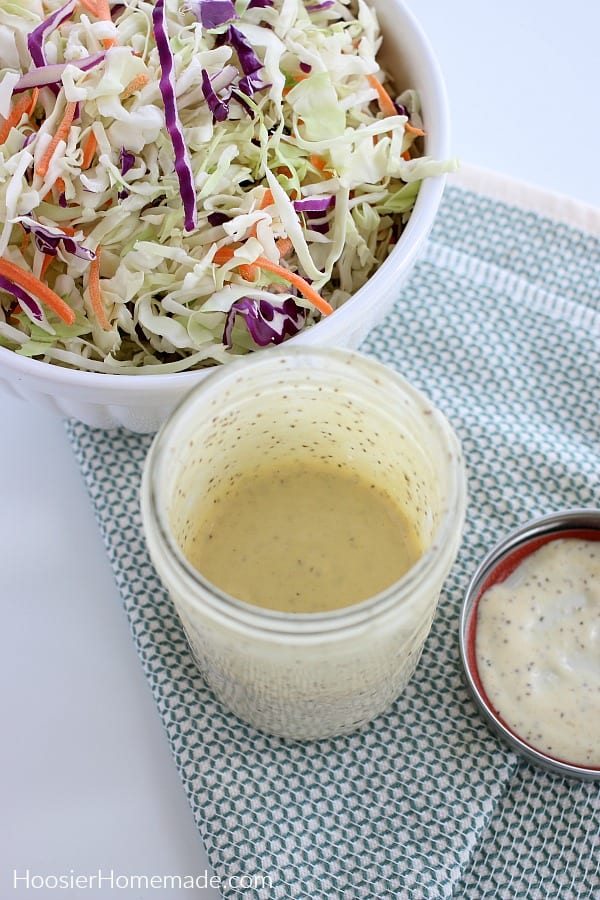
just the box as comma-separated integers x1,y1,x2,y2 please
460,508,600,781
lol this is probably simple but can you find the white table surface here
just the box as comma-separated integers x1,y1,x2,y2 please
2,2,599,898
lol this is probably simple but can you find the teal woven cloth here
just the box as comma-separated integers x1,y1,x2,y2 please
66,183,600,899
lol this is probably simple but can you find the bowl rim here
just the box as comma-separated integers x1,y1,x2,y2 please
0,0,451,394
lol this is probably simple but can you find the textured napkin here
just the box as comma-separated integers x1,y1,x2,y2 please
65,177,600,899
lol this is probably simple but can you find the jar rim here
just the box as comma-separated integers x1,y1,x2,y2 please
142,347,467,637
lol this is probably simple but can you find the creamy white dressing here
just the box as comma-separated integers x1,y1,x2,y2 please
476,537,600,767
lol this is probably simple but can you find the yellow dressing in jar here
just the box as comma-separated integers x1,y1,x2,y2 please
183,461,423,612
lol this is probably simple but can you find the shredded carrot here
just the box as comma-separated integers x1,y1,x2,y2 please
259,188,274,209
95,0,112,19
366,74,426,137
121,73,149,100
253,256,333,316
19,224,30,253
366,74,397,118
97,0,118,48
275,237,293,259
43,176,66,203
282,73,310,96
81,130,98,169
0,91,37,144
215,242,259,278
213,246,333,316
39,253,54,280
216,234,291,279
36,100,78,178
88,250,111,330
78,0,116,48
213,244,240,265
26,88,39,116
238,264,259,282
310,154,327,173
248,189,275,239
402,150,411,161
8,303,22,326
0,259,75,324
405,122,426,137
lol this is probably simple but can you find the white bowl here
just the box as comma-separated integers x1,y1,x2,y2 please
0,0,450,433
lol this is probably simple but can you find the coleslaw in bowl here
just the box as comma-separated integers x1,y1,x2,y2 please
0,0,453,431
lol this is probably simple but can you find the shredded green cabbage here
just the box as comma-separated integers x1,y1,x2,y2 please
0,0,456,373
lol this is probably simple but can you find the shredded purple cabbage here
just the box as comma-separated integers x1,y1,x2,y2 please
247,0,274,8
299,61,312,74
306,1,336,11
152,0,198,232
192,0,238,28
118,149,134,199
27,0,78,77
394,100,409,117
200,26,267,116
20,219,95,261
228,25,267,97
305,215,330,234
0,275,43,322
120,147,136,175
207,211,230,226
293,196,335,234
223,296,307,347
201,69,230,121
292,195,335,213
13,53,105,93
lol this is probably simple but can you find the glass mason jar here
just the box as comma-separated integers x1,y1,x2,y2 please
141,348,467,740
